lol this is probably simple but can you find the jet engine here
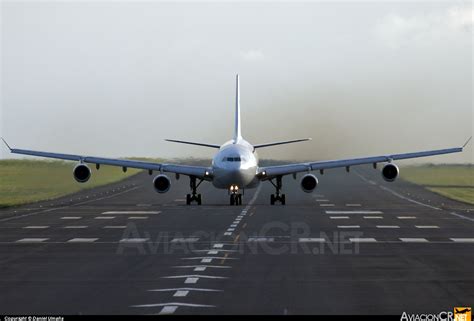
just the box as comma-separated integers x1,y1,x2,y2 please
153,174,171,193
300,174,318,193
382,163,399,182
73,164,91,183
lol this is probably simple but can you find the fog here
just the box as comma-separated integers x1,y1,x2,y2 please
1,1,472,164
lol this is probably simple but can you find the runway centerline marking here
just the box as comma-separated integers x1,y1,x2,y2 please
95,216,115,219
330,216,349,219
376,225,400,229
337,225,360,229
173,290,189,297
63,225,88,229
397,216,417,219
61,217,81,220
364,216,383,219
326,211,383,215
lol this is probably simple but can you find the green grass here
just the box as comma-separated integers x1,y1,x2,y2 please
401,164,474,205
0,159,141,208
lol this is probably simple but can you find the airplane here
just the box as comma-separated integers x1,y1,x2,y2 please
455,308,471,314
1,75,471,206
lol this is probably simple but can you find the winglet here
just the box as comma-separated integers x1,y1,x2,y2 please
1,137,12,151
462,136,472,149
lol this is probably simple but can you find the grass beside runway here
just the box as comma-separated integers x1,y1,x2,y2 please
0,159,141,208
401,164,474,205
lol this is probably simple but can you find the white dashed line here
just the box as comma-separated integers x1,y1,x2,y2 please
337,225,360,229
171,238,200,243
248,237,275,242
397,216,417,219
104,226,127,229
185,278,198,284
349,238,377,243
61,217,81,220
67,238,98,243
320,204,335,207
326,211,383,215
415,225,440,229
224,232,232,236
23,226,49,229
400,238,429,242
16,238,49,243
128,216,148,219
376,225,400,229
63,226,88,229
119,238,149,243
95,216,115,219
298,238,325,243
173,290,189,297
101,211,161,215
363,216,383,219
330,216,349,219
450,238,474,243
213,243,224,248
159,306,178,315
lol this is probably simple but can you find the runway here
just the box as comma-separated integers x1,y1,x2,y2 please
0,165,473,315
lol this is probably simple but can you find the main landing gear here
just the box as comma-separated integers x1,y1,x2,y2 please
229,185,242,206
270,176,286,205
186,176,203,205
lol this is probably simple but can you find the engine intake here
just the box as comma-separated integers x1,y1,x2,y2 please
301,174,318,193
382,163,399,182
73,164,91,183
153,174,171,193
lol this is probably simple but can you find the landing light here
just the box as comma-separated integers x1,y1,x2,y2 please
205,171,210,176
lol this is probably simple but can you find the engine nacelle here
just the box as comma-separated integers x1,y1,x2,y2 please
300,174,318,193
73,164,91,183
153,174,171,193
382,163,399,182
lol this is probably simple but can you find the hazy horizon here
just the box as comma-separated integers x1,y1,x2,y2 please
1,1,472,164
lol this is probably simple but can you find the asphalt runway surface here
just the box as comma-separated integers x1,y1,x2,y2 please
0,166,473,315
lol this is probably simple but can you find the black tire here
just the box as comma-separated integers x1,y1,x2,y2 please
197,194,202,205
270,194,275,205
230,194,235,206
281,194,286,205
186,194,191,205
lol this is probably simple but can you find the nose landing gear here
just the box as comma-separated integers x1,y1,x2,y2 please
270,176,286,205
186,176,203,205
229,185,242,206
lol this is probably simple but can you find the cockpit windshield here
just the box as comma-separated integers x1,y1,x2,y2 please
222,156,242,162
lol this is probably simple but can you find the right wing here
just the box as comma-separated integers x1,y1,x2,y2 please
258,139,470,179
2,139,212,179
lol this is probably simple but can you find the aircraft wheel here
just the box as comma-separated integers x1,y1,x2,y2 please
186,194,191,205
230,194,235,206
197,194,202,205
270,194,275,205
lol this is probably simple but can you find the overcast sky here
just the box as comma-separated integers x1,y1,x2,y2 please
1,1,472,163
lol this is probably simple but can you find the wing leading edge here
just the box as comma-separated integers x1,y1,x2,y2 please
1,139,211,179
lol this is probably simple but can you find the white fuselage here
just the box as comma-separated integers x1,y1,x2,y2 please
211,138,260,190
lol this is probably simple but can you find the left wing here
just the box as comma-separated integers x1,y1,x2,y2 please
1,138,212,179
258,139,470,179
